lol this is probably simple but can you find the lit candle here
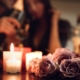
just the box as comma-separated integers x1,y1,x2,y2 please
26,51,42,71
3,43,22,73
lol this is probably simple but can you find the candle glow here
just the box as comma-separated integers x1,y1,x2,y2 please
3,43,22,73
26,51,42,71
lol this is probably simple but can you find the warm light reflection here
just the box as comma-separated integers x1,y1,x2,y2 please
3,75,21,80
26,73,29,80
10,43,14,52
26,73,39,80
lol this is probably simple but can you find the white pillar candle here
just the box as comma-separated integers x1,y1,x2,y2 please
3,43,22,73
26,51,42,71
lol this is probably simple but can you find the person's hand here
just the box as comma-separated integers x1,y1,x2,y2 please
0,17,20,36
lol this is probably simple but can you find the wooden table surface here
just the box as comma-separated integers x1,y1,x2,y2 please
0,72,79,80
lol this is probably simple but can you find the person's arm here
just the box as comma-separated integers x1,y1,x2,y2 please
0,17,20,47
0,17,20,36
48,10,61,53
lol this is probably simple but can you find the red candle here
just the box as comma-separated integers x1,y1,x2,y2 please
14,47,32,73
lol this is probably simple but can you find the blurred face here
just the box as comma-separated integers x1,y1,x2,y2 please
1,0,17,9
26,0,45,19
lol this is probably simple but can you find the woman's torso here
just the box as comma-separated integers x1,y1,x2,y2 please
23,13,71,55
26,12,53,55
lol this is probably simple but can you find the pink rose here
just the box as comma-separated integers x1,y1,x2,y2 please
39,57,57,77
60,58,80,77
29,58,41,76
53,48,76,65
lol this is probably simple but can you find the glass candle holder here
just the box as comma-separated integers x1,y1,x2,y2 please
3,43,22,73
26,51,42,71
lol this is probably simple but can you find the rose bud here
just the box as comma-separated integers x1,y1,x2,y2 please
39,57,57,77
60,59,80,78
53,48,76,65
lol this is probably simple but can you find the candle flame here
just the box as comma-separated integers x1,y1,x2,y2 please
10,43,14,52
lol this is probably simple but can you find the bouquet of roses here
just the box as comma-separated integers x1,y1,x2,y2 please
29,57,58,77
28,48,80,78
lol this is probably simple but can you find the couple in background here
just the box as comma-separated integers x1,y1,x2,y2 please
0,0,71,55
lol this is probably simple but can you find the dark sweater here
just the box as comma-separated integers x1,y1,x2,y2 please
23,19,72,55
